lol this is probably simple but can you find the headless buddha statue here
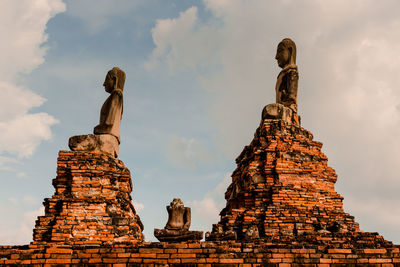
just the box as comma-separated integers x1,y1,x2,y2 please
154,198,203,242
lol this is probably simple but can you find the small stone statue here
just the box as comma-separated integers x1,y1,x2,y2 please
262,38,300,125
154,198,203,242
68,67,125,157
165,198,191,230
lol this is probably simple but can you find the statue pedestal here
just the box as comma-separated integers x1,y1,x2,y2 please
154,228,203,242
262,103,300,126
32,150,144,246
69,134,119,157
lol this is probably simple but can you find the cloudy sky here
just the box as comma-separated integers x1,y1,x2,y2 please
0,0,399,244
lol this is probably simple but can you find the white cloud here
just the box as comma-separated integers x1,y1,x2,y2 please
0,206,44,245
133,201,144,213
7,195,39,206
189,173,231,232
7,197,19,206
66,0,144,33
22,195,39,206
16,172,27,178
192,197,220,224
145,6,221,73
212,173,231,197
147,0,400,243
0,0,65,80
0,82,45,121
0,156,19,171
17,207,45,245
0,112,58,158
166,136,211,169
0,0,64,161
344,195,400,243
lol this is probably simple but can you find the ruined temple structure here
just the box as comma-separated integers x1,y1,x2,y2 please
205,111,391,247
1,42,400,265
206,39,395,249
32,150,144,246
30,68,144,247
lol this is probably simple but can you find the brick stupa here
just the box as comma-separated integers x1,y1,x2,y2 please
206,110,392,248
32,150,144,246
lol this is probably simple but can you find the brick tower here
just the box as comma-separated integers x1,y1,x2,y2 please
32,150,144,246
206,109,391,248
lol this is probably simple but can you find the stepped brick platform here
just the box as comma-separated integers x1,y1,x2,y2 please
206,116,393,249
32,151,144,246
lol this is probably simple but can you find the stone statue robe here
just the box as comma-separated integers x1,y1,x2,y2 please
275,64,298,113
93,88,123,143
165,206,191,231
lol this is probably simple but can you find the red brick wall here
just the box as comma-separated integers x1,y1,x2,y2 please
1,241,399,265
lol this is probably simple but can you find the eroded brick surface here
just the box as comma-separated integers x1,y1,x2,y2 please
32,151,144,246
0,119,399,266
207,119,392,248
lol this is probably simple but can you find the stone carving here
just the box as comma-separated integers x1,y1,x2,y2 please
69,134,119,158
275,38,298,113
261,103,294,125
262,38,300,125
165,198,191,230
93,67,125,142
154,198,203,242
69,67,125,157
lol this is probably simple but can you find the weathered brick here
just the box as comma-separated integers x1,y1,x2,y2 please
0,120,399,265
364,248,387,254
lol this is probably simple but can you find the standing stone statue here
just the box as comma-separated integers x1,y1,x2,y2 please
154,198,203,242
262,38,300,125
69,67,125,157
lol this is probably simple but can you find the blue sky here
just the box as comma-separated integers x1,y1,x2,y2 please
0,0,400,244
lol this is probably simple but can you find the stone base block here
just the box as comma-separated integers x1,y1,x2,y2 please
262,103,300,125
69,134,119,157
154,229,203,242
